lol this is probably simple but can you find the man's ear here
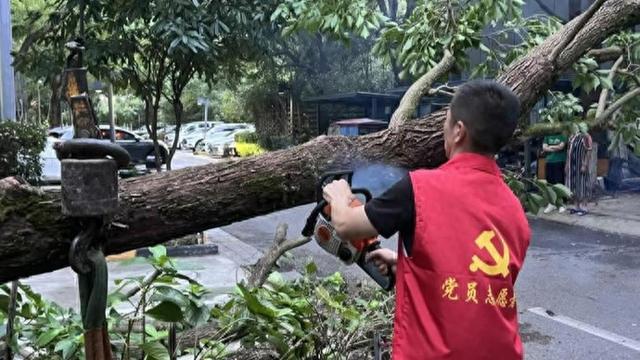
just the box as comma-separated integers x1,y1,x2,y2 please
454,120,466,144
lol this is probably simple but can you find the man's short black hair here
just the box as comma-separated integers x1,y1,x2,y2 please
450,80,520,154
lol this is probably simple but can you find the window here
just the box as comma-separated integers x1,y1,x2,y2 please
115,130,136,141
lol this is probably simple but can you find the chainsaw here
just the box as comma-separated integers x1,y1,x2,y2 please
302,171,395,291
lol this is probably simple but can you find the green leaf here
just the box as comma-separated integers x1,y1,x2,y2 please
526,197,540,215
37,328,63,347
402,38,414,52
218,20,230,33
54,338,79,360
237,284,277,319
305,262,318,275
145,301,184,323
552,184,572,198
267,271,286,287
141,341,170,360
529,193,546,207
187,301,210,326
0,294,9,313
152,286,190,308
148,245,167,260
600,77,613,90
270,7,283,21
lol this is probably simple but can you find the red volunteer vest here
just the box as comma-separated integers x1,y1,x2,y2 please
392,153,530,360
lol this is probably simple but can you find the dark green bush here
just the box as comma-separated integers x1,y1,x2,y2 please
0,121,47,183
258,135,292,150
235,130,259,144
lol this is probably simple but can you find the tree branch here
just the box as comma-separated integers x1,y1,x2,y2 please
124,269,163,299
616,69,640,86
588,46,624,63
527,83,640,136
594,86,640,126
428,83,457,97
246,224,311,288
548,0,607,64
389,50,455,129
596,55,625,116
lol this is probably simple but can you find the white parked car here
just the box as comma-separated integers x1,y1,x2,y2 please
188,123,254,151
203,126,255,157
40,136,62,184
166,121,221,149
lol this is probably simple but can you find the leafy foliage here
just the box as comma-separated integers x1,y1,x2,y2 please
211,270,393,359
0,122,47,183
539,92,584,124
0,282,84,359
473,15,562,78
504,170,572,214
1,246,392,359
272,0,386,39
375,0,524,79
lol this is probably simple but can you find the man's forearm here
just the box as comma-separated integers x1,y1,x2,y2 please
330,202,378,241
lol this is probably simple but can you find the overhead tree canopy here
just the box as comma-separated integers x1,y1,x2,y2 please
2,0,640,282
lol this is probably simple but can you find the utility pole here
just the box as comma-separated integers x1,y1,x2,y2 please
0,0,16,121
37,79,43,124
108,83,115,142
197,97,210,137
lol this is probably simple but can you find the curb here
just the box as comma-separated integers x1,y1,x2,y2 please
527,214,640,238
136,243,219,258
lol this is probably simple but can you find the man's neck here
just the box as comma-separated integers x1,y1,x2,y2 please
448,148,495,160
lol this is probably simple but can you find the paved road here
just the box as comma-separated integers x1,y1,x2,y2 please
171,149,218,169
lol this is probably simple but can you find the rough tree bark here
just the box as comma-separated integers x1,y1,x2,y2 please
48,75,62,128
1,0,640,282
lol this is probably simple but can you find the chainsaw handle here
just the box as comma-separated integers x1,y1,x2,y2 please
315,171,354,202
358,244,396,291
302,188,372,237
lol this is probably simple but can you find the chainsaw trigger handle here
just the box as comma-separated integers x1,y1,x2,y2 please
358,243,396,291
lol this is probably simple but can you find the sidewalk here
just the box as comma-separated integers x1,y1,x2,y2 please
533,192,640,238
23,229,259,310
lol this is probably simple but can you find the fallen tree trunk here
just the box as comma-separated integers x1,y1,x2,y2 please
1,0,640,282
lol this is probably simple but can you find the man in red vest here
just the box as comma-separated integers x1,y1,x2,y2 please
323,80,530,359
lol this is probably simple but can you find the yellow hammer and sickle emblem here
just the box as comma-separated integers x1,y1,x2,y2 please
469,230,510,278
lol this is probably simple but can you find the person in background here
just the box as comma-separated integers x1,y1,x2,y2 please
565,123,593,216
542,133,567,213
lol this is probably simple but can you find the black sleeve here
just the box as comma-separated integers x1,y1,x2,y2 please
364,175,415,239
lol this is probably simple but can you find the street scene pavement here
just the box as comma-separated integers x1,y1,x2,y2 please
25,151,640,359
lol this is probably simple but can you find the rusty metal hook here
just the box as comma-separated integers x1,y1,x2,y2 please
69,218,102,274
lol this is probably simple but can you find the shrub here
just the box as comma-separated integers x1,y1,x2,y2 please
0,254,394,359
236,142,264,157
234,130,259,144
258,135,292,150
0,121,47,183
